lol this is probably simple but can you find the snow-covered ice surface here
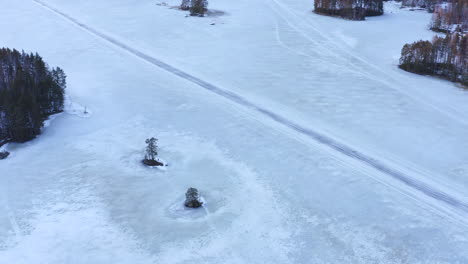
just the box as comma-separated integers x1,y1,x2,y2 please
1,0,468,263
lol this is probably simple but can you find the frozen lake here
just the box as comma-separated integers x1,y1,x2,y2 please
1,0,467,263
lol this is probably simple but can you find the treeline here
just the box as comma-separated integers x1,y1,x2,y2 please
401,0,439,12
399,31,467,85
0,48,66,143
399,0,467,86
430,0,467,32
314,0,384,20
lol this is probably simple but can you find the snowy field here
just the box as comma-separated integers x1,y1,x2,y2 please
1,0,468,263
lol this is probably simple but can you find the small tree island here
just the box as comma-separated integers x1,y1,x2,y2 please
142,137,164,167
184,187,203,208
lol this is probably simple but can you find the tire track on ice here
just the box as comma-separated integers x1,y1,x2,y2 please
34,0,468,221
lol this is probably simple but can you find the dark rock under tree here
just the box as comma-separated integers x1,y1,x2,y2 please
0,151,9,160
184,187,203,208
142,159,164,166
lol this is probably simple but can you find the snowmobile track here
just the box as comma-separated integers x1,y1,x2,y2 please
34,0,468,220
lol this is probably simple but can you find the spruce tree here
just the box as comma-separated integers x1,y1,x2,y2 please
145,137,158,161
190,0,208,16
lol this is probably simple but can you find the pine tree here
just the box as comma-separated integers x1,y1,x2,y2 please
143,137,163,166
145,137,158,161
190,0,208,16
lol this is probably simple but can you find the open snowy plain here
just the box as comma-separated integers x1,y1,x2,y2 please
1,0,468,263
